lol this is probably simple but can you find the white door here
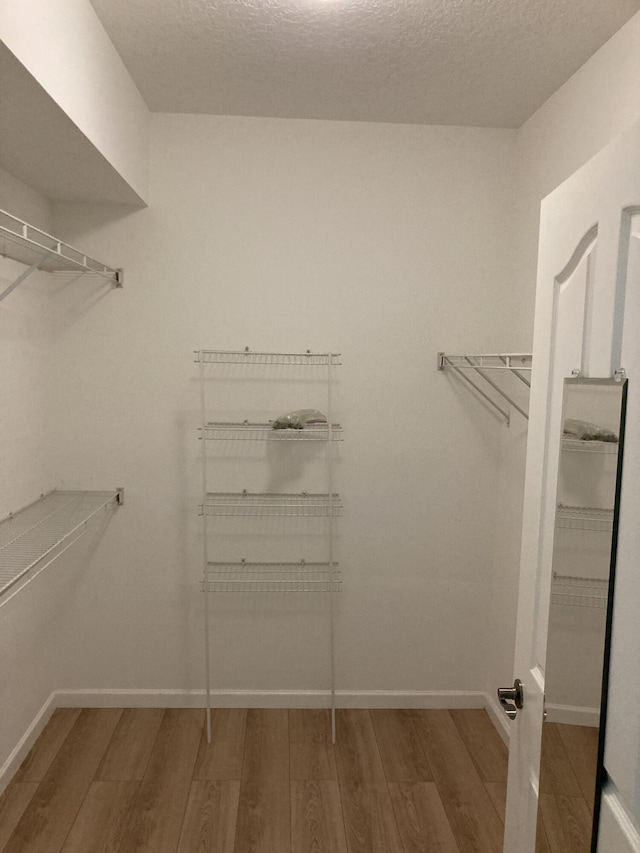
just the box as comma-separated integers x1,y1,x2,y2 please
503,119,640,852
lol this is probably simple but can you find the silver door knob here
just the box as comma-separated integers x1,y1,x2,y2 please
497,679,524,719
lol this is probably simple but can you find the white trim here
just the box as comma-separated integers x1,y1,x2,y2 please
53,688,488,710
545,703,600,727
0,692,56,795
599,786,640,851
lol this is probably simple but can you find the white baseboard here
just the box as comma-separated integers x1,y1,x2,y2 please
545,703,600,727
54,687,488,710
483,691,512,745
0,692,57,795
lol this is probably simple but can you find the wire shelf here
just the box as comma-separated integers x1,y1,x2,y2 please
556,505,614,532
552,573,608,609
194,349,341,366
438,353,532,371
201,421,343,441
204,560,341,593
562,438,619,454
0,490,122,599
201,492,342,517
0,209,121,284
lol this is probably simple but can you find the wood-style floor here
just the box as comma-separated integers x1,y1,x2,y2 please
0,708,596,853
0,708,506,853
536,721,599,853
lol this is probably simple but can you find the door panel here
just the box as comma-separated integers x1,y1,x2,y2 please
601,220,640,835
504,122,640,853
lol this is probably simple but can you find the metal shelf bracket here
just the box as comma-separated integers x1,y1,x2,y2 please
438,352,533,425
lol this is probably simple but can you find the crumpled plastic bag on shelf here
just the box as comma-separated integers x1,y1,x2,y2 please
564,418,618,443
272,409,328,430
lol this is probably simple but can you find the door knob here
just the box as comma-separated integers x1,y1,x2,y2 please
497,679,524,719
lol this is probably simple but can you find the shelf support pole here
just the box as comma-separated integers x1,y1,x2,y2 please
0,260,42,302
199,352,213,743
463,357,529,421
441,357,511,424
327,353,337,744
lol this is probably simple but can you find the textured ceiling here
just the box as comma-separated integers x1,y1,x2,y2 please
90,0,640,127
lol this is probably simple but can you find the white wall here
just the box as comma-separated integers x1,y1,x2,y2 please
0,0,150,202
45,116,516,710
485,9,640,719
0,173,60,784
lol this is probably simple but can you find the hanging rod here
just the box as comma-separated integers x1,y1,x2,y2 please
438,352,532,425
0,208,123,301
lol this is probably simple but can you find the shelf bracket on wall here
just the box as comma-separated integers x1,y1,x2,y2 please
0,208,122,301
438,352,533,425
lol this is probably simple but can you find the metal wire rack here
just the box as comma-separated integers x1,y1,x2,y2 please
438,352,532,424
562,438,619,455
551,573,609,609
204,560,341,593
555,505,614,532
0,489,123,601
194,349,341,366
197,346,342,743
201,491,342,517
0,209,122,301
200,421,343,441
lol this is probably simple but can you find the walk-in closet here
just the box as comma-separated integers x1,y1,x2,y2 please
2,2,640,852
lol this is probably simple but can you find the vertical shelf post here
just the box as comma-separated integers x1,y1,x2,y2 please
327,353,337,743
200,353,213,743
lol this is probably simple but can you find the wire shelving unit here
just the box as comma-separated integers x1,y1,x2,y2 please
204,560,341,593
551,573,609,609
0,208,122,302
195,348,342,744
437,352,532,424
555,506,614,533
200,422,343,441
201,492,342,517
0,489,123,603
561,438,619,455
196,349,341,366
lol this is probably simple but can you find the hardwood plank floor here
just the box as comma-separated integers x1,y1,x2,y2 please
389,782,460,852
450,709,509,783
13,709,81,784
539,723,582,797
194,710,247,782
0,784,38,851
411,710,505,853
176,780,240,853
370,709,433,782
60,781,139,853
340,783,404,853
3,708,122,853
118,709,204,853
291,780,348,853
0,708,602,853
556,724,599,809
96,709,164,782
289,709,337,781
538,793,593,853
234,709,290,853
334,710,386,785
